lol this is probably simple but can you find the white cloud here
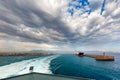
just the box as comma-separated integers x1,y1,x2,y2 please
18,24,66,42
0,40,58,52
0,0,120,52
33,0,68,17
61,0,120,39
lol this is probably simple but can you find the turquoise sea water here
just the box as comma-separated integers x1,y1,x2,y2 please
0,53,120,80
50,54,120,80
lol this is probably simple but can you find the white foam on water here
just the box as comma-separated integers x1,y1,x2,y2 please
0,55,59,79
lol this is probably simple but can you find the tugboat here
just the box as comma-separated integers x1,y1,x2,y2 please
76,52,84,56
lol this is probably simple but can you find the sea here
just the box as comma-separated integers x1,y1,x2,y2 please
0,52,120,80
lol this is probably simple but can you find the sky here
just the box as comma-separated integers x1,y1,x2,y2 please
0,0,120,52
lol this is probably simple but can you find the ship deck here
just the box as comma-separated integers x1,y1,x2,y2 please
1,72,91,80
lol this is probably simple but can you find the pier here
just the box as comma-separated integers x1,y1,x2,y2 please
84,54,115,61
76,52,115,61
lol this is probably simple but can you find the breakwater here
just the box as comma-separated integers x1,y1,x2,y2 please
84,54,114,61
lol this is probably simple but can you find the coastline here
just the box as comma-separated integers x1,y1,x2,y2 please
0,52,53,56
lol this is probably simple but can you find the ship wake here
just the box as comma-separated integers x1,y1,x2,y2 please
0,55,59,79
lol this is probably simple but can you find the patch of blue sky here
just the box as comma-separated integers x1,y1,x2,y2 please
100,0,106,15
67,8,74,16
68,0,91,16
68,0,107,16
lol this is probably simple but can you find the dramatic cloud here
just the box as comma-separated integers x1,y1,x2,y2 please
0,0,120,52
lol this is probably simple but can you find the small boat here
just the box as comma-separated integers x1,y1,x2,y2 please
76,52,84,56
